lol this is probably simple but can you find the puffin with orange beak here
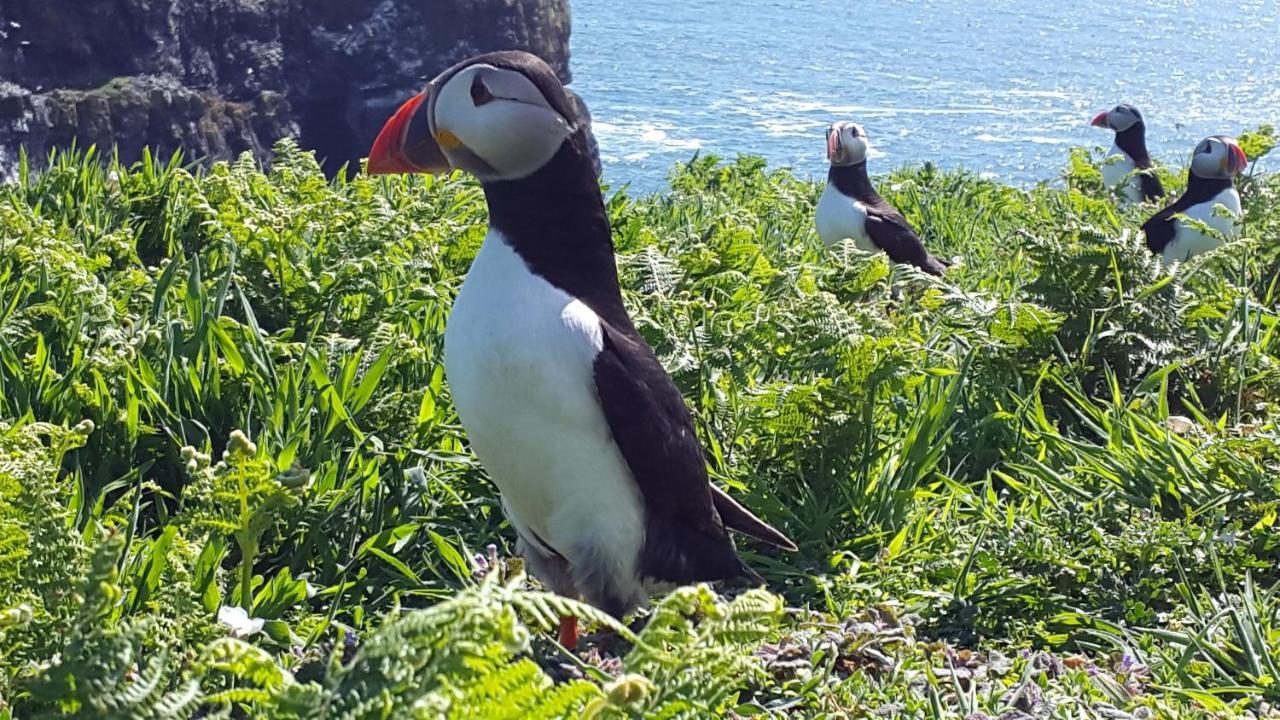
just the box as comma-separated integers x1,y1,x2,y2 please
368,51,795,649
1142,135,1248,266
815,121,947,276
1090,104,1165,203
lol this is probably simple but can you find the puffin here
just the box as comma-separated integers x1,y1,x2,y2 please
1091,104,1166,203
1142,135,1248,266
366,51,796,649
815,122,947,276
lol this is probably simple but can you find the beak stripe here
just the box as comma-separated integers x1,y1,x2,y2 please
1232,144,1249,174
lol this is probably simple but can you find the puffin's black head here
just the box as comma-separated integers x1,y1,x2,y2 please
367,51,584,182
1091,103,1145,132
1190,135,1249,180
826,121,869,167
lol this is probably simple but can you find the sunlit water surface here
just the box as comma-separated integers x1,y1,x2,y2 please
572,0,1280,192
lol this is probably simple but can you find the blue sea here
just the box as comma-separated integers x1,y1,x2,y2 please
571,0,1280,192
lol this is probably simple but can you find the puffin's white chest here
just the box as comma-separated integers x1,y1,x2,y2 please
816,184,877,253
1100,147,1142,203
442,232,645,581
1163,189,1242,266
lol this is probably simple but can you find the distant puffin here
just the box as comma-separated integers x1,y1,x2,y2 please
815,122,947,276
366,51,795,648
1142,135,1248,266
1091,104,1165,203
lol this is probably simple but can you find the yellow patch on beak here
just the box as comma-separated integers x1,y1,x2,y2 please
434,129,463,150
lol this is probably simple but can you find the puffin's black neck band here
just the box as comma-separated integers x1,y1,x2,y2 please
1180,173,1234,206
1115,122,1153,168
828,162,882,202
481,131,631,329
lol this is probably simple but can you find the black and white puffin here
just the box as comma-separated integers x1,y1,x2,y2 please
366,51,795,648
1091,104,1165,203
1142,135,1248,266
815,122,947,276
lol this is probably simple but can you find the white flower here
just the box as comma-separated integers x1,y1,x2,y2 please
217,606,265,638
227,429,257,459
1165,415,1195,435
0,603,33,628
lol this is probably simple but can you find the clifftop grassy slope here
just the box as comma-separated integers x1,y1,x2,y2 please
1,132,1278,717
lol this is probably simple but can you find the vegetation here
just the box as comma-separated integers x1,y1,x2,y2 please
1,129,1278,718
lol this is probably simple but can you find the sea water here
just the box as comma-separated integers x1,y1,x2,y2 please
572,0,1280,191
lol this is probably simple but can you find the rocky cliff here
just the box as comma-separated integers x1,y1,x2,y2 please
0,0,587,178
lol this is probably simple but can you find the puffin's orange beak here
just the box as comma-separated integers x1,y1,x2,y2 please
367,88,450,175
1230,144,1249,175
827,130,842,162
1090,111,1109,128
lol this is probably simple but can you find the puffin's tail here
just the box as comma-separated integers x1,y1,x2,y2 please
711,486,798,552
918,254,948,277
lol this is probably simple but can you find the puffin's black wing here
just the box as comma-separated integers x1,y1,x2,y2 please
863,206,948,276
1142,201,1181,254
1137,170,1166,202
1141,175,1236,255
592,323,795,585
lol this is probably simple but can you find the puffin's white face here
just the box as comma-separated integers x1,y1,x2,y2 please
431,64,573,181
1091,104,1143,132
367,56,575,182
827,122,869,166
1190,135,1249,180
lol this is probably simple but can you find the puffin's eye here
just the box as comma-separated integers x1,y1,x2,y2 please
470,76,493,106
1201,143,1212,154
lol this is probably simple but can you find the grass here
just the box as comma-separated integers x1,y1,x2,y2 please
0,129,1278,718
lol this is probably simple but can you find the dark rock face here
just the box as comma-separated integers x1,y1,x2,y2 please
0,0,582,178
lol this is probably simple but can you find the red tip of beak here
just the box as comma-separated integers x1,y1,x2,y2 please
1091,111,1109,128
557,615,578,651
1231,144,1249,174
367,92,428,175
827,131,840,162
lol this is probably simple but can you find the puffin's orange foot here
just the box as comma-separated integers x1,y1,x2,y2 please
558,614,579,651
